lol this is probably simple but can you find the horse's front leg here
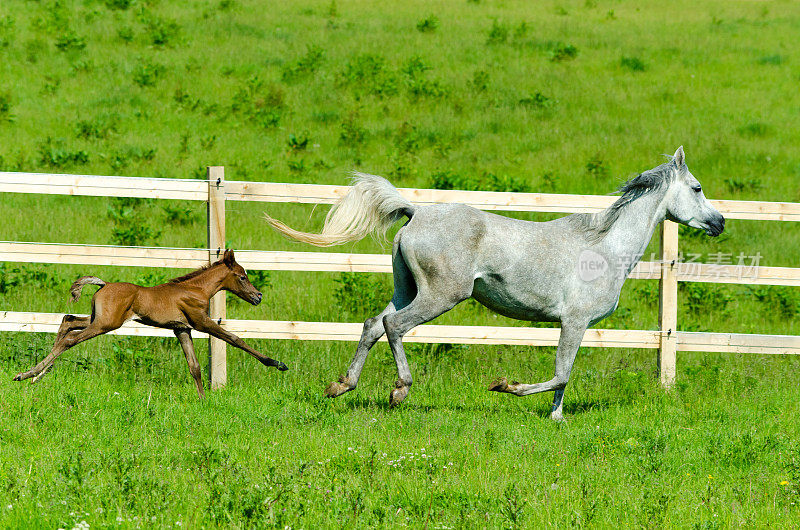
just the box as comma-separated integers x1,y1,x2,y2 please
174,329,205,399
489,320,588,421
187,312,288,371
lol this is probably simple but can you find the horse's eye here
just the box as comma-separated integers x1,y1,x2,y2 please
692,185,702,193
239,275,247,281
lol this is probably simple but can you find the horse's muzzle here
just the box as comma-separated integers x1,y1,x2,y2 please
706,214,725,237
250,292,263,305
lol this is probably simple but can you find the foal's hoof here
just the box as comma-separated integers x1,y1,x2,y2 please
12,373,24,382
488,377,509,392
324,377,353,398
276,361,289,371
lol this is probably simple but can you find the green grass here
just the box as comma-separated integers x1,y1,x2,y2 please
1,0,799,526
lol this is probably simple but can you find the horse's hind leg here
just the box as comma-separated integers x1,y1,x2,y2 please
174,329,205,399
13,321,117,383
488,319,588,421
383,289,468,407
325,241,417,398
55,314,90,344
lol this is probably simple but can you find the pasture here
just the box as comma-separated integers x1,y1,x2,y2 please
0,0,798,526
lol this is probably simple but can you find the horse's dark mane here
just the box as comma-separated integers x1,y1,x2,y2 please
568,157,681,242
169,262,220,283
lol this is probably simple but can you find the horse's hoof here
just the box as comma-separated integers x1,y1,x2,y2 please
488,377,509,392
389,384,409,408
550,412,566,423
12,373,23,382
324,380,352,398
276,362,289,371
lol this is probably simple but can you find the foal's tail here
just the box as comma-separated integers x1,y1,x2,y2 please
70,276,106,302
264,172,415,247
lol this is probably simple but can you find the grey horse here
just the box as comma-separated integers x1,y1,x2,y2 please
265,146,724,420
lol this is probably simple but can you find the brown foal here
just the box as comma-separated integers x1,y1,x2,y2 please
12,249,288,397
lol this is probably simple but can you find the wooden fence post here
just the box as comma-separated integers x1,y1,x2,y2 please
207,166,226,389
658,220,679,387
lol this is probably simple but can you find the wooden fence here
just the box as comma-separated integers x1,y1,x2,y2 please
1,170,798,389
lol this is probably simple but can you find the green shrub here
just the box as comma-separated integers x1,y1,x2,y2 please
333,272,391,318
281,45,325,82
0,92,13,123
486,20,508,45
38,138,89,168
54,31,86,52
550,43,578,62
416,15,439,33
132,61,166,87
620,56,646,72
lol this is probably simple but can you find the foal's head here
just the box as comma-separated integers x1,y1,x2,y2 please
218,249,262,305
663,146,725,236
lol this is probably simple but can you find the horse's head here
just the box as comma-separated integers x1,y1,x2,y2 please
664,146,725,236
219,249,262,305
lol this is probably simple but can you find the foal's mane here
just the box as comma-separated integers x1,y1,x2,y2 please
569,157,680,242
169,261,224,283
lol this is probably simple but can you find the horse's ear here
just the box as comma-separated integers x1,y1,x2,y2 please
222,249,235,266
673,146,685,167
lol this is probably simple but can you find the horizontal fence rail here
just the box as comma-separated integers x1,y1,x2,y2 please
1,241,798,286
1,170,798,388
2,312,797,354
3,171,800,220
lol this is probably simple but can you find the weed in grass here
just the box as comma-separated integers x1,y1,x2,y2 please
339,112,367,147
141,14,181,47
499,483,527,528
287,132,310,152
132,60,166,87
117,25,134,43
230,77,285,128
281,44,325,82
0,15,14,48
757,54,783,66
549,43,578,62
38,137,90,168
724,176,762,193
0,92,14,123
620,56,646,72
333,272,391,318
107,197,162,246
585,154,609,179
737,122,770,138
416,15,439,33
162,204,196,225
513,21,529,40
486,20,509,45
105,0,133,10
748,285,799,318
340,54,400,98
518,92,553,110
54,31,86,53
471,69,489,91
75,115,118,140
288,158,307,173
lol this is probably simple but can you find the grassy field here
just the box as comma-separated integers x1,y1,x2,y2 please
1,0,799,526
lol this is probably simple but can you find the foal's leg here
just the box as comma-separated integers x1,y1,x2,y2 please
326,245,417,398
187,313,288,371
488,320,587,421
174,329,205,399
54,315,91,344
13,321,117,383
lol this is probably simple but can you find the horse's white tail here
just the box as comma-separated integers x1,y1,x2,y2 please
264,172,415,247
70,276,106,302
